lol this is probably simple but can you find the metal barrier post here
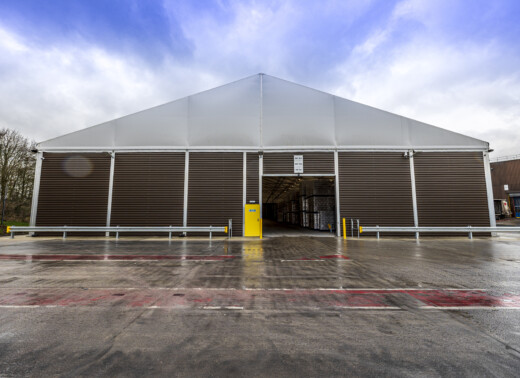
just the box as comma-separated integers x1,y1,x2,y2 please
357,219,360,239
10,231,14,239
116,225,119,240
376,225,380,240
228,219,232,239
63,225,67,239
468,226,473,240
342,218,346,240
351,219,354,238
168,225,172,241
209,226,212,239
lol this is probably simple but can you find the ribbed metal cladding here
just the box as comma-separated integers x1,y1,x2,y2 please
263,152,334,174
188,152,243,236
338,152,414,234
246,152,259,204
36,153,110,231
110,153,185,229
491,159,520,199
414,152,489,228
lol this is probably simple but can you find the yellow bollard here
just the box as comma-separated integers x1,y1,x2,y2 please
224,226,228,234
342,218,347,240
6,226,11,233
259,218,263,239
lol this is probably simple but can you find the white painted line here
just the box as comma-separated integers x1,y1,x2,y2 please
420,306,520,310
280,259,325,262
242,288,488,291
333,306,401,310
0,305,58,308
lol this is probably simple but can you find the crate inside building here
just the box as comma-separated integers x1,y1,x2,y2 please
264,177,336,232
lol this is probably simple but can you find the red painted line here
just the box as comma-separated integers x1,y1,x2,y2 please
319,255,349,259
0,254,236,261
405,290,520,308
0,288,517,309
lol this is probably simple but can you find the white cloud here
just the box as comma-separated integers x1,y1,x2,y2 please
0,0,518,158
332,0,520,157
0,25,224,143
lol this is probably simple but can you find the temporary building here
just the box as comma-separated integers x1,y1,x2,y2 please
31,74,495,237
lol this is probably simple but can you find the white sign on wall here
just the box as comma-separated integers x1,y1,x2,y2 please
504,184,509,191
294,155,303,173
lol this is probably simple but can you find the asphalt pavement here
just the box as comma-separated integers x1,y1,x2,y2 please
0,235,519,376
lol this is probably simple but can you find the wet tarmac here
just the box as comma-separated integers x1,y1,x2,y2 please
0,235,519,376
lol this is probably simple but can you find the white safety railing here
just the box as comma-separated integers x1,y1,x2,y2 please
360,226,520,240
8,224,231,240
490,154,520,163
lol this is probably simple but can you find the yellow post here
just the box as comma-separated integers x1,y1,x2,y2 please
259,219,263,239
342,218,347,240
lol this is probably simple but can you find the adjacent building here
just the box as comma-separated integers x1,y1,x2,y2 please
491,156,520,218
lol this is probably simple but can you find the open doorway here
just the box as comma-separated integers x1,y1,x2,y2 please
262,176,336,237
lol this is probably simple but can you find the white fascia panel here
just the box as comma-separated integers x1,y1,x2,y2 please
114,98,188,147
187,75,261,147
262,75,336,147
38,120,116,149
334,97,409,147
407,118,489,149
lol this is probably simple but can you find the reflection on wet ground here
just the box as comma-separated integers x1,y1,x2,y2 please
0,235,520,376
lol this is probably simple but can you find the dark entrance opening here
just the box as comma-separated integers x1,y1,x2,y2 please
262,176,336,237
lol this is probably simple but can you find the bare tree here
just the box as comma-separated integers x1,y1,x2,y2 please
0,128,35,224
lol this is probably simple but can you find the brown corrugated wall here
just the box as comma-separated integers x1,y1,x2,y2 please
246,153,259,204
414,152,490,227
36,153,110,228
491,159,520,200
110,153,185,227
188,152,243,236
263,152,334,175
338,152,415,234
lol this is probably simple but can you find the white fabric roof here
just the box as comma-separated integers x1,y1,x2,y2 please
38,74,489,151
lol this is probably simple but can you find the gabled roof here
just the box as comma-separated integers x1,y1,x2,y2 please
38,74,489,151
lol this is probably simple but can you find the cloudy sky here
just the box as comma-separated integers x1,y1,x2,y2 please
0,0,519,156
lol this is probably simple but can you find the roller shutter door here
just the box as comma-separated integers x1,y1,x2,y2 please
246,152,259,204
414,152,489,228
36,153,110,229
188,152,243,236
338,152,414,234
110,153,185,228
263,152,334,175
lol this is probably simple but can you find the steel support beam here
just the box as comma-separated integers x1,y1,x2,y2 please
334,150,341,237
105,152,115,236
243,152,247,236
29,152,43,230
183,151,189,229
409,151,419,239
483,151,496,228
259,154,263,229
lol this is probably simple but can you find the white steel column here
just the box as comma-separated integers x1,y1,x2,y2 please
183,151,189,228
483,151,496,228
409,151,419,239
243,152,247,236
29,151,43,229
259,154,263,223
105,151,115,236
334,150,341,237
